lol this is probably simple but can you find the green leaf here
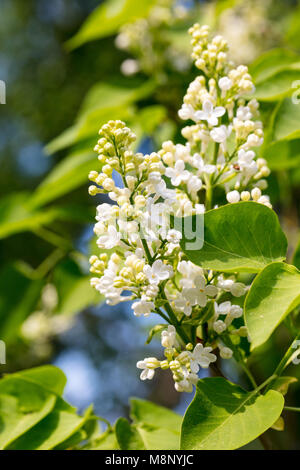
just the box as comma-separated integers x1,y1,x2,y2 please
79,80,155,115
273,98,300,141
45,80,155,154
53,429,87,450
67,0,156,50
0,394,55,450
181,377,284,450
8,398,88,450
130,398,181,430
180,202,287,273
13,366,67,396
0,366,99,450
262,139,300,170
0,263,43,344
115,418,146,450
250,48,300,84
133,423,180,450
129,399,181,450
285,6,300,49
245,262,300,350
29,151,96,208
45,108,130,155
247,49,300,102
253,68,300,102
0,193,64,240
85,430,120,450
137,105,167,135
45,126,80,155
0,373,58,449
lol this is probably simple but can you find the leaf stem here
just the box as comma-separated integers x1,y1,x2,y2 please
33,248,65,279
284,406,300,412
155,307,172,324
265,333,300,392
160,288,191,345
213,142,220,164
240,361,258,390
254,374,277,395
141,237,153,263
205,177,213,210
33,227,72,250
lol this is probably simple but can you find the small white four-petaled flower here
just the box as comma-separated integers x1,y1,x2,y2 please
195,100,226,126
190,343,217,372
136,357,160,380
165,160,190,186
143,260,173,285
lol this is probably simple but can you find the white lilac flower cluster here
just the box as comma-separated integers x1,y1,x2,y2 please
115,0,191,76
178,23,271,209
89,24,270,393
217,0,276,64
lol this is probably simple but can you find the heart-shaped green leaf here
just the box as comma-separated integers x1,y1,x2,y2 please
181,378,284,450
245,262,300,350
180,202,287,273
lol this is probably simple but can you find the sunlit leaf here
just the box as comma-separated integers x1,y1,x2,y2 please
129,398,181,450
250,49,300,83
29,151,96,208
181,377,284,450
262,139,300,170
8,398,88,450
245,262,300,350
273,98,300,141
0,193,63,240
0,372,58,449
67,0,156,50
45,80,155,154
180,202,287,273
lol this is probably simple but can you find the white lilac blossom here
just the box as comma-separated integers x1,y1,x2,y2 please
165,160,189,186
89,24,272,393
132,297,155,317
161,325,176,348
194,100,226,126
137,357,160,380
143,260,173,285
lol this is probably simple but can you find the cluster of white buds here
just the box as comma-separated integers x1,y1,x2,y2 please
217,0,275,64
178,24,271,210
89,24,271,392
137,326,217,392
